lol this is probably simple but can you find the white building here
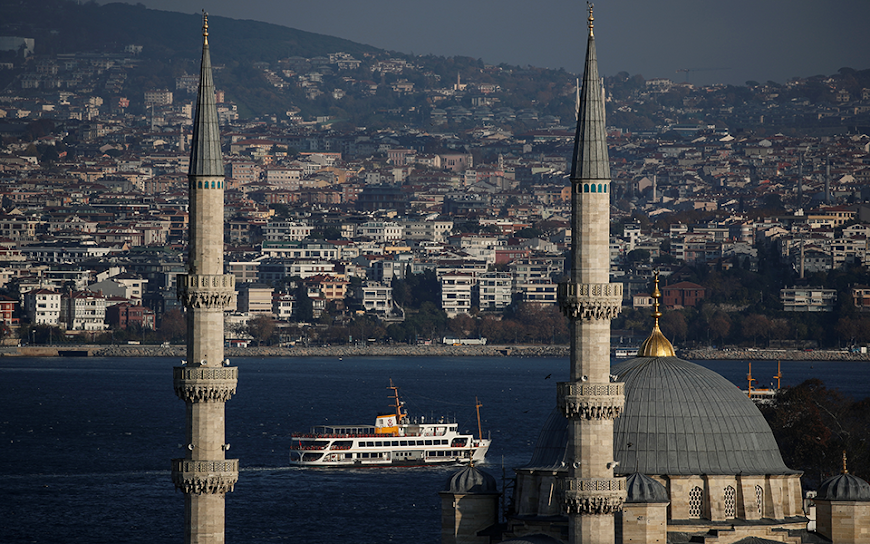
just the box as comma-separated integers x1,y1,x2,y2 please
402,219,454,243
262,221,313,242
476,272,512,311
61,290,107,331
272,292,294,321
355,221,404,242
440,272,475,318
24,288,62,325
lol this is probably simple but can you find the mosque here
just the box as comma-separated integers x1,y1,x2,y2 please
176,7,870,544
438,7,870,544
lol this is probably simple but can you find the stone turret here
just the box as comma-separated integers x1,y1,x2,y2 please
171,14,238,544
617,473,668,544
440,465,500,544
815,454,870,544
556,5,625,543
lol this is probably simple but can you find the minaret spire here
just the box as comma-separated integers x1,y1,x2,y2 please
557,7,625,543
172,13,238,544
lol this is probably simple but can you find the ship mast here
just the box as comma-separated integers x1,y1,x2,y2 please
475,397,483,442
747,362,756,397
388,379,405,424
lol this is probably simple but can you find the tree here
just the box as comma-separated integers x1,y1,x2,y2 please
247,314,276,346
708,312,731,344
760,379,870,490
742,314,771,347
294,284,314,322
158,309,186,343
660,311,687,344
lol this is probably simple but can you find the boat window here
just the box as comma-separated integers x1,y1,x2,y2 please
344,453,352,459
425,440,432,445
392,441,399,446
375,441,382,447
366,441,374,447
400,440,408,446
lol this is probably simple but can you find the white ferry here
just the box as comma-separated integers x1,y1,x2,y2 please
289,381,491,467
741,361,783,405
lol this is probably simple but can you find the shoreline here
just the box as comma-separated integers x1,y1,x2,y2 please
4,344,870,361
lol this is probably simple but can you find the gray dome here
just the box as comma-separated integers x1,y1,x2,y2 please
444,465,498,494
818,473,870,501
625,473,669,503
523,356,797,476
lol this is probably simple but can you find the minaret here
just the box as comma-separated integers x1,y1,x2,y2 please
171,13,238,544
556,5,625,544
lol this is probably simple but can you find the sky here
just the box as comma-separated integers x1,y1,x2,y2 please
101,0,870,87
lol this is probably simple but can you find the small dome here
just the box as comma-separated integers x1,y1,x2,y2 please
625,473,669,503
444,465,498,494
818,473,870,501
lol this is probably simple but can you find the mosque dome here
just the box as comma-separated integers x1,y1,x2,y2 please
817,473,870,501
625,472,669,503
444,465,498,494
522,355,796,476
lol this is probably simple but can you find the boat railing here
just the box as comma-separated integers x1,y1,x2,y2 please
292,432,388,439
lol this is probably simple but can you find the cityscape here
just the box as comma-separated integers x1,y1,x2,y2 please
2,2,870,544
1,3,870,352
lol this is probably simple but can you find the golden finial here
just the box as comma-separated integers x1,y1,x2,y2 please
202,11,209,44
587,3,594,35
637,271,676,357
843,450,848,474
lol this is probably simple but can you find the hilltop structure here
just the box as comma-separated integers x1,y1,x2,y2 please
170,15,239,544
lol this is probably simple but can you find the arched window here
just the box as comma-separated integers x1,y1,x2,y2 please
603,184,607,193
198,181,202,189
755,485,763,516
591,184,597,193
724,486,736,518
211,181,216,189
688,486,703,518
583,184,589,193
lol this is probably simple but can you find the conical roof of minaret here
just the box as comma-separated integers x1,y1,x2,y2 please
570,6,610,181
188,13,223,177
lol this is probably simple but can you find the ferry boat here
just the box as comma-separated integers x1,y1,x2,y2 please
742,361,783,405
289,381,491,467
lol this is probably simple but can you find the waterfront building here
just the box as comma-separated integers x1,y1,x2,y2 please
170,15,239,544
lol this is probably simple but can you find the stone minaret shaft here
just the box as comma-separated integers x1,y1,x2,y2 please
171,14,238,544
556,7,625,544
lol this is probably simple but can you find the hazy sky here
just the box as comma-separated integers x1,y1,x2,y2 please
103,0,869,86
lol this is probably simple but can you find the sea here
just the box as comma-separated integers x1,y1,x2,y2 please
1,356,868,544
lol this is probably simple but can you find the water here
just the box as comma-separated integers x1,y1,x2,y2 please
1,356,867,543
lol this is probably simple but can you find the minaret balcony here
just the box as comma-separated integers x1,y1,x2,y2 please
171,458,239,495
562,477,626,515
557,282,622,320
557,381,624,420
173,365,238,402
178,273,236,310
